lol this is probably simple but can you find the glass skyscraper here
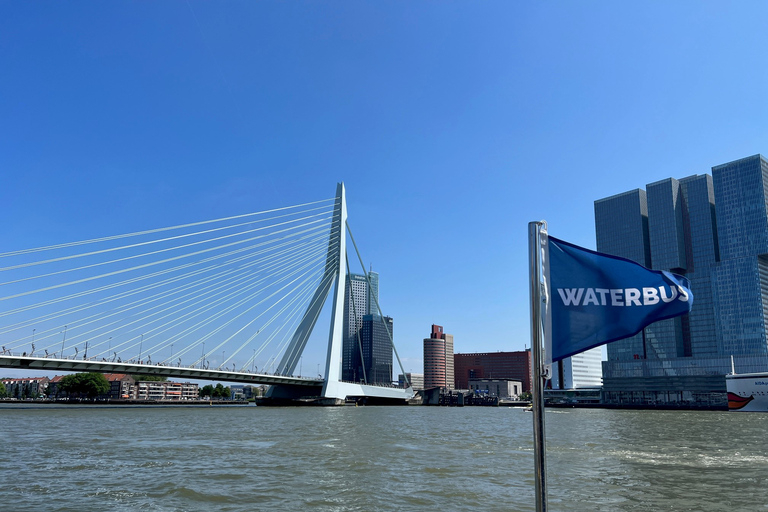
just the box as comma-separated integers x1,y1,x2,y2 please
711,155,768,370
360,314,394,385
596,154,768,407
342,271,389,382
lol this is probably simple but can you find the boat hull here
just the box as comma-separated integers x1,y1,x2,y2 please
726,373,768,411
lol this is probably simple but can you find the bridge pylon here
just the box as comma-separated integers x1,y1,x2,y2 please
267,183,413,403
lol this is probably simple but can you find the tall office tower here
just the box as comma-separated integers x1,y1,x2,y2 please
367,270,379,317
360,314,393,384
596,154,768,407
423,324,454,390
711,155,768,371
342,272,380,382
595,190,651,364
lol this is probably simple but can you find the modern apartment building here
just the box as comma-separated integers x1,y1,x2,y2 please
134,380,198,400
596,154,768,407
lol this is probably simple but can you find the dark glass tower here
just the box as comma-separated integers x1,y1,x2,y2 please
360,314,394,385
596,155,768,407
711,155,768,369
594,189,650,365
342,271,384,382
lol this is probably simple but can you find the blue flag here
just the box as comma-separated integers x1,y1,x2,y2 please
542,233,693,364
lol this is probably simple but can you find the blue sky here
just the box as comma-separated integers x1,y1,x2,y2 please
2,2,768,377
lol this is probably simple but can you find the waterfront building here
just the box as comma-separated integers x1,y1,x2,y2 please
342,271,380,382
596,154,768,407
398,372,424,391
423,324,454,390
103,373,136,400
228,385,263,399
549,348,603,390
134,380,198,400
467,379,522,398
360,314,394,385
46,375,65,398
229,385,254,400
230,385,244,400
454,350,532,391
1,376,49,398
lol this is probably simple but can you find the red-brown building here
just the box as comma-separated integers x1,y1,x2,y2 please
454,350,532,392
424,324,454,390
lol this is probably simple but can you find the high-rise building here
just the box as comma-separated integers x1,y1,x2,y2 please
423,324,454,390
596,154,768,407
550,348,603,390
360,314,394,385
454,350,532,391
367,270,379,316
711,156,768,368
342,271,382,382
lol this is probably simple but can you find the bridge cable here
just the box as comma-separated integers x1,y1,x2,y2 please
0,198,335,259
346,253,368,385
346,220,410,388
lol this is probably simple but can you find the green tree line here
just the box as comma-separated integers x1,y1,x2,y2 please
58,372,110,399
199,383,231,399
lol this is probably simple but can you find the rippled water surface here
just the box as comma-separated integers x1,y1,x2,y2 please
2,405,768,511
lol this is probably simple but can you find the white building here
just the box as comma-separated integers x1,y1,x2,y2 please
550,347,603,389
398,372,424,391
134,380,198,400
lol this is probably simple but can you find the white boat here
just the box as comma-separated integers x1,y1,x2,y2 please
726,372,768,411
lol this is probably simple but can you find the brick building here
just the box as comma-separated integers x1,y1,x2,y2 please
454,350,532,392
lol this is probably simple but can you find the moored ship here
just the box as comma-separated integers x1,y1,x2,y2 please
726,372,768,411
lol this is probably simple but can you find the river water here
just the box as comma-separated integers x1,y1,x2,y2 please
1,405,767,512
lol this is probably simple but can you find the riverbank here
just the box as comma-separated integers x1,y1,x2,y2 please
0,399,250,406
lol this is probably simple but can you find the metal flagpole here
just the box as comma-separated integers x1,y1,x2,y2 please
528,221,548,512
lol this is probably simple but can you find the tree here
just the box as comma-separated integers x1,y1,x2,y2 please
59,373,110,399
212,383,230,399
0,381,6,398
519,391,532,402
199,384,214,398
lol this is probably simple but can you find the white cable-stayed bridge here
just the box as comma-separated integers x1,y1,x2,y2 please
0,184,413,404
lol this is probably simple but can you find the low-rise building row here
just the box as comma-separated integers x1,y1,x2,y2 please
4,374,199,401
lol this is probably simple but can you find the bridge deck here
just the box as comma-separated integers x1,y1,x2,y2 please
0,355,413,401
0,355,323,386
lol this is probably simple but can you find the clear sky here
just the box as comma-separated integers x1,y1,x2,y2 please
2,2,768,377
